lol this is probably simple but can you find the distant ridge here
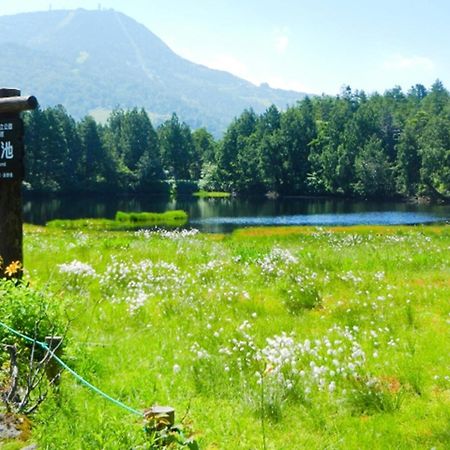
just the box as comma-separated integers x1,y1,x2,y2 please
0,9,307,135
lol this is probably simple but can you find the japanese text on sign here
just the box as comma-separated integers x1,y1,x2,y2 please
1,141,14,159
0,118,23,181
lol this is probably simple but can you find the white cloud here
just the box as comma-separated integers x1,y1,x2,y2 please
383,54,435,71
168,45,259,84
172,47,310,93
273,26,290,54
202,54,251,78
194,53,262,85
197,54,310,93
275,35,289,54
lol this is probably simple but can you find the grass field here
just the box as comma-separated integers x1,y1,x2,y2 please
6,224,450,448
46,210,188,231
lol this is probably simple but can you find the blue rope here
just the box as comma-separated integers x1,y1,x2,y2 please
0,320,143,417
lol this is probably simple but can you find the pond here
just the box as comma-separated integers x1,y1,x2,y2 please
22,194,450,233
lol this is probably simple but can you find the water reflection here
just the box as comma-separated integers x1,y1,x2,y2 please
23,194,449,233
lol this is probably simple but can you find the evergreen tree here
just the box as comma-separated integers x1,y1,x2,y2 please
78,116,116,191
418,113,450,198
278,98,316,194
158,113,196,180
353,136,394,198
20,80,450,200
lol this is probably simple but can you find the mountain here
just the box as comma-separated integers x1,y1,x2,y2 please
0,9,307,135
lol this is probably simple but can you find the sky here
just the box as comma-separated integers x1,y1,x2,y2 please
1,0,449,96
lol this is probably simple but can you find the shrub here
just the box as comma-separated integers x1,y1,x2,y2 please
0,279,62,350
0,279,64,414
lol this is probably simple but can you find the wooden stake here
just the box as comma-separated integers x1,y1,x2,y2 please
144,406,175,429
0,178,23,273
44,336,64,385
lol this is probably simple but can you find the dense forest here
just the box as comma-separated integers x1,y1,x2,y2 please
23,80,450,200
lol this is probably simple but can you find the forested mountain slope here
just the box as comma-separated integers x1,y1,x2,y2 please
0,9,306,135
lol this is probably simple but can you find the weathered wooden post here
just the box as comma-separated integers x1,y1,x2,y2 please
0,88,38,278
44,335,64,384
144,405,175,428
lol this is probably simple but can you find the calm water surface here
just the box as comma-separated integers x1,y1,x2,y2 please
23,194,450,233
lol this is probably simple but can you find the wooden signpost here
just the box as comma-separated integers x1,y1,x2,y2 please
0,88,38,277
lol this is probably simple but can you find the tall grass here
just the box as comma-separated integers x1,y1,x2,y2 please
46,210,188,230
11,224,449,448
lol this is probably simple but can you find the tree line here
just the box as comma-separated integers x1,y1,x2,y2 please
23,80,450,199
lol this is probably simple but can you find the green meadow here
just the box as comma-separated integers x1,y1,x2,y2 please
46,210,188,231
3,224,450,449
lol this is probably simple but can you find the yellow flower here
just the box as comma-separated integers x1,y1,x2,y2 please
4,261,22,277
